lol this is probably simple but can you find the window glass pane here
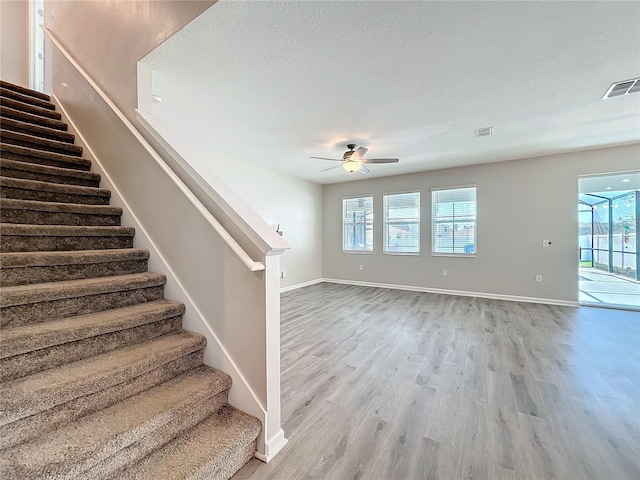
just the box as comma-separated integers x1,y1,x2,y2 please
432,187,476,255
384,192,420,253
343,196,373,251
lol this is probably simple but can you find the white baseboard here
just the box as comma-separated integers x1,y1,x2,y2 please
280,278,323,293
321,278,579,307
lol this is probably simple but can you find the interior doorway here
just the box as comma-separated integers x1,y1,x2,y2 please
578,172,640,309
28,0,44,92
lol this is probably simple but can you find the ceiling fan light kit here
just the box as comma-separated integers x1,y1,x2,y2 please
311,143,400,174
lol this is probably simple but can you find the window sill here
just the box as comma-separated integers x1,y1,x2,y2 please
431,253,477,258
343,250,374,255
383,251,420,256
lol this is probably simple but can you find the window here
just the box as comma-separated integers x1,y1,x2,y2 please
343,196,373,252
432,187,476,255
383,192,420,253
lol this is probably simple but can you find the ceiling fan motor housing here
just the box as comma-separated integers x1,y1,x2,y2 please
343,144,357,160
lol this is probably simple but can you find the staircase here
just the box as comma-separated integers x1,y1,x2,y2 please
0,80,261,479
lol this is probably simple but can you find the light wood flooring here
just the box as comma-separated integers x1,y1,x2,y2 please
236,283,640,480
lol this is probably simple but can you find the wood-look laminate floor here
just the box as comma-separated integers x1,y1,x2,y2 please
236,283,640,480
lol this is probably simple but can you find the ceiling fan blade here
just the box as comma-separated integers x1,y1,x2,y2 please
358,164,370,174
362,158,399,164
310,156,342,161
319,164,343,173
351,147,368,161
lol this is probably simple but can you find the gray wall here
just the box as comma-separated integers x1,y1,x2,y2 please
322,144,640,303
1,0,29,86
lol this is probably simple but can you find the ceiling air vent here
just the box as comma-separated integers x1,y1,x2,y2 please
602,77,640,99
475,126,493,137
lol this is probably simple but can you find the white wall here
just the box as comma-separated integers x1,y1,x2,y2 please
322,144,640,304
44,0,215,118
137,75,323,290
1,0,29,85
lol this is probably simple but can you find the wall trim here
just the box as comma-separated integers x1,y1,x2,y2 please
254,428,288,463
321,278,579,307
280,278,323,293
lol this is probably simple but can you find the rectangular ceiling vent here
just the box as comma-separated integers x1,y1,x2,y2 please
475,126,493,137
602,77,640,99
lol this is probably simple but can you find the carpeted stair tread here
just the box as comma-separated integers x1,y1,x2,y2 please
0,158,98,186
0,97,61,120
0,129,82,156
0,106,67,131
0,272,161,307
0,117,75,143
1,223,132,239
0,366,231,480
1,177,108,205
0,198,121,216
0,200,120,227
0,248,148,268
0,198,121,226
0,87,55,111
115,405,262,480
0,143,91,169
0,80,50,101
0,248,149,286
0,299,185,359
0,226,135,253
0,331,207,426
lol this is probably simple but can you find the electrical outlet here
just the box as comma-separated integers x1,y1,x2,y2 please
359,265,364,271
536,275,543,282
442,269,448,276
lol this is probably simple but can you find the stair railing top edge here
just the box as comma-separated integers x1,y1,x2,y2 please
42,26,283,272
133,109,289,258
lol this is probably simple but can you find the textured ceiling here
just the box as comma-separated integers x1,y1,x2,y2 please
141,0,640,184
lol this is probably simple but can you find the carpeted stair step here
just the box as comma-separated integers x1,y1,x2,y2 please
0,198,121,226
0,97,61,120
0,105,67,131
0,224,133,253
1,177,107,205
0,80,50,102
0,272,163,327
0,87,55,111
0,331,206,425
0,366,230,479
0,129,83,156
0,249,149,287
0,300,185,381
113,405,261,480
0,348,202,450
0,143,90,170
0,158,99,187
0,333,209,446
0,117,75,143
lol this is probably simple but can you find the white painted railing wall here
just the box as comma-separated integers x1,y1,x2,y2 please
43,27,290,461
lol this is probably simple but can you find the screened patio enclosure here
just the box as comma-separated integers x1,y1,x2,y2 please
578,190,639,281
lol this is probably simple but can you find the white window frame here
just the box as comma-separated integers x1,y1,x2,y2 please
383,190,420,255
431,185,477,257
342,195,374,253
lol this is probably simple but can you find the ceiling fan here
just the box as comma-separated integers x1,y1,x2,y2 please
311,144,399,173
